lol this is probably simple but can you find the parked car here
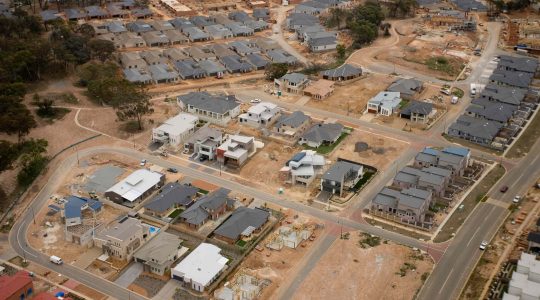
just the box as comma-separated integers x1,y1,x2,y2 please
250,99,261,104
479,241,488,250
198,155,208,162
500,185,508,193
440,88,451,95
451,96,459,104
513,195,521,203
167,167,178,173
140,159,147,166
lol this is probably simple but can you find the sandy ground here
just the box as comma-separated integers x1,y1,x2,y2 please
329,129,409,171
307,74,396,116
292,232,433,300
225,210,323,299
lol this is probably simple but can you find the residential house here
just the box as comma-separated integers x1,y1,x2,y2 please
400,101,433,123
303,79,335,100
212,13,235,26
479,85,526,107
171,243,228,292
266,49,298,65
299,122,344,148
150,20,175,32
132,7,153,19
497,55,539,74
159,0,195,17
239,102,280,127
504,252,540,300
199,60,227,77
273,111,311,140
106,20,127,33
206,24,234,39
183,125,224,160
178,92,241,126
466,98,517,124
414,147,471,177
170,17,196,30
0,271,34,300
229,40,260,56
489,69,533,89
229,10,252,23
163,30,189,44
528,231,540,252
286,13,319,30
294,1,329,15
320,159,364,197
174,59,208,79
367,91,402,116
105,169,165,204
141,31,170,46
184,46,216,61
88,20,109,35
179,190,232,228
127,20,154,35
371,187,433,223
244,19,269,32
280,150,325,185
124,69,152,84
134,231,183,276
393,166,450,197
308,36,337,52
252,37,280,52
120,52,147,70
64,8,87,21
320,64,362,81
225,22,255,36
107,3,129,18
296,24,325,41
213,207,270,243
86,5,109,19
246,53,269,70
143,183,198,218
274,73,309,94
148,64,179,84
209,44,237,59
152,113,198,146
163,48,189,63
94,216,150,260
40,10,61,22
116,32,146,48
252,8,270,21
190,15,215,29
447,115,503,147
387,78,424,100
140,50,168,65
63,195,103,227
217,135,256,168
183,27,211,42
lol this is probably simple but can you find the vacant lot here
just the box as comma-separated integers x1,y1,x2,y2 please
292,232,433,300
434,164,505,243
307,73,395,116
329,129,409,171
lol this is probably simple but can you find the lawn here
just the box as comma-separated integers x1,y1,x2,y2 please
506,109,540,159
198,188,209,195
433,164,506,243
303,131,350,155
353,168,377,191
168,208,183,219
236,239,247,247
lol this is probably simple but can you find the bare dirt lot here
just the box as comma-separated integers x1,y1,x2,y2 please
292,232,433,300
329,129,409,171
307,73,396,116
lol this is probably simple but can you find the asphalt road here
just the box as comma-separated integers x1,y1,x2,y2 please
419,139,540,300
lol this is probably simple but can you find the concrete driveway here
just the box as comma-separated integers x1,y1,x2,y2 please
115,262,143,288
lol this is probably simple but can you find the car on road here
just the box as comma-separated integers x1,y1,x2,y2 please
167,167,178,173
50,255,63,264
250,99,261,104
500,185,508,193
140,159,147,166
479,241,488,250
513,195,521,203
451,96,459,104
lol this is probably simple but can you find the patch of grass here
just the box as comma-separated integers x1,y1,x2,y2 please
421,272,430,282
36,107,71,120
303,131,350,154
120,120,143,133
368,218,431,240
358,232,381,248
425,56,460,76
61,93,79,104
352,169,376,191
198,188,209,195
168,208,183,219
433,164,506,242
452,87,464,98
506,109,540,158
236,239,247,247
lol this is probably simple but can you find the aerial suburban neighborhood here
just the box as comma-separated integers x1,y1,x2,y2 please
0,0,540,299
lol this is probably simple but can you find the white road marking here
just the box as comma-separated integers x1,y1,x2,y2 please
439,268,454,295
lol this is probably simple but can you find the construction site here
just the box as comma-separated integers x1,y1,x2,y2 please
504,18,540,54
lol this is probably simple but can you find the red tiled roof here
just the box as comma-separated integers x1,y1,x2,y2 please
0,270,32,300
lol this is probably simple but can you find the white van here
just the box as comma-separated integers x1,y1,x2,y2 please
50,255,63,265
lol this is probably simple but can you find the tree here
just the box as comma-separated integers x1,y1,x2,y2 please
88,39,115,62
17,152,48,186
114,85,153,130
34,94,55,117
0,140,18,171
336,44,346,61
77,61,119,86
349,20,378,47
265,63,288,81
0,95,37,143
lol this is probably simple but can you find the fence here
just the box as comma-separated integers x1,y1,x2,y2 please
369,210,432,231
